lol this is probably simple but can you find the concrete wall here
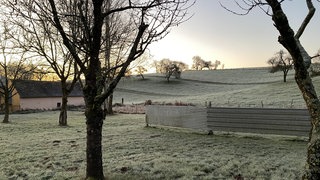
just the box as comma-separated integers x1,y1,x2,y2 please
20,97,85,110
207,107,310,137
146,105,311,137
146,105,208,131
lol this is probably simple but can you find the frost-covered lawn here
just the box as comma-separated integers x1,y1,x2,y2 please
0,111,307,179
113,68,318,108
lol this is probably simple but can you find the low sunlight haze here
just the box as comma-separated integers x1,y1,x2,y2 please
149,1,320,69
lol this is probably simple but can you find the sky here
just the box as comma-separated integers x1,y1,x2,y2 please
148,1,320,69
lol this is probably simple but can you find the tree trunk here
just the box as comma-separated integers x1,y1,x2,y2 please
58,80,69,126
2,97,9,123
283,71,287,82
2,91,10,123
300,74,320,180
265,1,320,179
103,90,113,116
107,94,113,115
85,104,104,180
59,92,68,126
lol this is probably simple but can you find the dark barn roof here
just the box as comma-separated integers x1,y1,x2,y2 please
13,80,83,98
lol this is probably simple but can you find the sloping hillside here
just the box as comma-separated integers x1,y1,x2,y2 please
113,68,319,109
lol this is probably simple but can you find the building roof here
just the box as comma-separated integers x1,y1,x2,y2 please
13,80,83,98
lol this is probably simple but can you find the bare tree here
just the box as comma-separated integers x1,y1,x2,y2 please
130,52,152,80
0,23,28,123
165,63,181,82
212,60,221,70
310,49,320,77
135,66,148,79
192,55,204,70
4,1,84,126
102,0,137,115
32,65,56,81
154,58,187,82
154,58,171,73
267,50,293,82
192,56,220,70
222,0,320,179
9,0,194,179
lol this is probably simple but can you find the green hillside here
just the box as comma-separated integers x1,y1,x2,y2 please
113,68,319,109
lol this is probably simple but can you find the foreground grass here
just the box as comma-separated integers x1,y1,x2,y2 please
0,111,307,179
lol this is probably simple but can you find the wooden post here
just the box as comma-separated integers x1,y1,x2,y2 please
145,114,149,127
121,98,124,105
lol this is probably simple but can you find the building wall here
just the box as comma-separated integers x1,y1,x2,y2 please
0,84,21,112
20,97,85,110
11,89,21,112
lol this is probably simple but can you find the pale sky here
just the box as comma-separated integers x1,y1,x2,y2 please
148,1,320,69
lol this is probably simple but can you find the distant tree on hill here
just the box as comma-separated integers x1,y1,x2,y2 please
267,50,293,82
192,56,221,70
213,60,221,70
154,58,187,82
165,64,181,82
192,56,204,70
135,66,148,80
309,49,320,77
130,53,152,80
154,58,188,73
154,59,171,73
174,61,189,71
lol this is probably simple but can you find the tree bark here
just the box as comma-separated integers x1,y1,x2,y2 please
266,0,320,179
85,105,104,180
59,91,68,126
2,91,9,123
58,80,69,126
84,0,105,177
283,71,287,82
106,94,113,115
84,77,105,179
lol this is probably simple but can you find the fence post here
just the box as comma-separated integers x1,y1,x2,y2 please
145,114,149,127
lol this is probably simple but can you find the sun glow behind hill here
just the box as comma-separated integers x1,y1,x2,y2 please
149,1,320,69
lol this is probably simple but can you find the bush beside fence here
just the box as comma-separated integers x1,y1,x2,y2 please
146,105,311,137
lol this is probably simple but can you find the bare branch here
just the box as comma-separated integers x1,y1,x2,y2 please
219,0,271,16
48,0,87,72
295,0,316,39
311,54,320,59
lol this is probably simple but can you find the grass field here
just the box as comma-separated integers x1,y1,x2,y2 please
0,68,316,179
0,111,307,179
113,68,317,109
